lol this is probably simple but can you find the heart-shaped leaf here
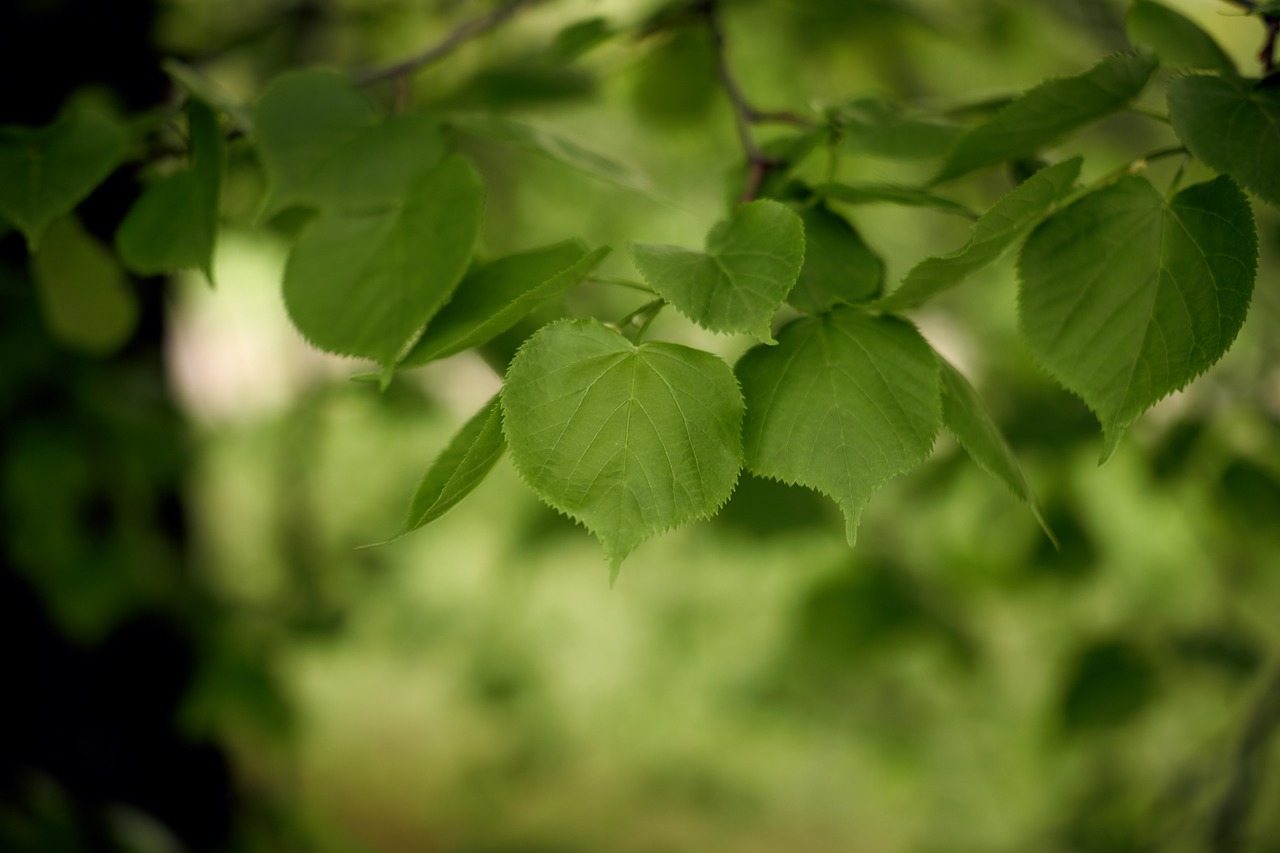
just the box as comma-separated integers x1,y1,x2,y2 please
787,203,883,313
1169,73,1280,206
32,215,137,354
1126,0,1235,73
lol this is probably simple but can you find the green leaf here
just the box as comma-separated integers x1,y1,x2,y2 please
254,69,445,216
813,181,977,218
502,319,744,575
736,309,942,544
937,356,1055,544
163,59,254,131
116,99,225,282
31,215,138,354
631,27,717,126
400,241,611,368
1125,1,1235,73
935,52,1156,183
834,97,963,160
0,108,128,249
550,17,615,62
1169,74,1280,206
1018,175,1256,462
875,157,1081,312
438,62,594,111
283,154,484,367
788,203,883,313
402,395,506,533
630,199,805,342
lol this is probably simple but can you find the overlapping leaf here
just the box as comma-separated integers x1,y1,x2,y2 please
116,99,225,282
935,52,1156,183
32,216,137,354
813,182,976,218
788,203,883,313
736,309,942,544
631,199,805,342
401,395,506,534
400,241,610,368
1125,0,1235,73
1018,175,1256,462
0,108,128,249
875,157,1081,312
835,97,963,160
1169,74,1280,206
283,155,484,367
502,319,744,575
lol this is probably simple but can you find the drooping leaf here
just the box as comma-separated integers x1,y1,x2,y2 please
1169,73,1280,206
630,199,805,342
834,97,963,160
1018,175,1256,462
502,319,744,575
402,395,506,533
116,99,225,282
875,157,1081,312
1125,0,1235,73
283,154,484,367
813,181,977,218
31,215,137,354
400,241,611,368
935,52,1156,183
0,108,128,249
936,356,1055,543
788,203,883,313
550,17,615,62
736,308,942,544
254,69,445,216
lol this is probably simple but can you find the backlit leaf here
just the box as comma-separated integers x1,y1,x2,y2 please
502,319,744,575
788,203,883,313
1018,175,1255,462
1169,73,1280,205
402,395,505,533
32,215,137,354
1125,0,1235,73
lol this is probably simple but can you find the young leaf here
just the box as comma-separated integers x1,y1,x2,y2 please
935,52,1156,183
502,319,744,575
283,154,484,367
875,157,1082,312
400,241,611,368
788,203,883,313
254,69,445,216
1125,0,1235,73
1169,74,1280,206
834,97,963,160
402,395,506,533
630,199,805,342
116,99,225,282
1018,175,1256,463
736,309,942,544
812,182,977,218
31,215,137,354
936,356,1054,544
0,108,128,249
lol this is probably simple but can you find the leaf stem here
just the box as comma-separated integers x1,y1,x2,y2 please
616,299,666,343
587,275,656,294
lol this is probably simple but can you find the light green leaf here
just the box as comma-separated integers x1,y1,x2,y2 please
163,59,254,131
788,203,883,313
1018,175,1256,462
1126,1,1235,73
937,356,1055,544
813,182,977,218
400,241,610,368
935,52,1156,183
502,319,744,575
736,308,942,544
402,395,505,533
254,69,445,216
283,154,484,367
0,109,128,249
116,99,225,282
630,199,805,342
1169,74,1280,206
835,97,963,160
31,216,137,354
876,157,1082,312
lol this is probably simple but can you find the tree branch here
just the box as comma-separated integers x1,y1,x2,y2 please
357,0,546,85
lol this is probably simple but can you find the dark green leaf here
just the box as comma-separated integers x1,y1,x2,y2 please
1125,1,1235,73
400,241,611,368
502,319,744,575
0,108,128,249
736,309,942,544
116,99,225,282
935,52,1156,183
1060,640,1159,734
402,395,506,533
550,17,615,62
283,154,484,367
631,199,805,341
631,27,717,126
1169,73,1280,205
813,181,977,218
1018,175,1256,462
439,61,594,111
835,97,963,160
31,215,137,354
788,203,883,313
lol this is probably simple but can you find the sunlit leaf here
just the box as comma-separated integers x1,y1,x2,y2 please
1169,73,1280,205
1125,0,1235,73
402,395,506,533
31,215,137,354
788,203,883,313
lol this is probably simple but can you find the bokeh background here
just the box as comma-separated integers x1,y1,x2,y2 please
3,0,1280,850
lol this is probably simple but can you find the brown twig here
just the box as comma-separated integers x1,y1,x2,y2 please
1260,15,1279,73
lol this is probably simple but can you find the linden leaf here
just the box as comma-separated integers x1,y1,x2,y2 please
32,215,137,354
787,203,884,313
1018,175,1256,462
502,319,744,576
1126,0,1235,73
402,395,506,533
1169,73,1280,206
630,199,805,342
736,308,942,544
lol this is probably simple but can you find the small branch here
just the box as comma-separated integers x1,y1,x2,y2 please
356,0,545,85
1218,0,1257,10
746,108,819,128
1261,15,1279,73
